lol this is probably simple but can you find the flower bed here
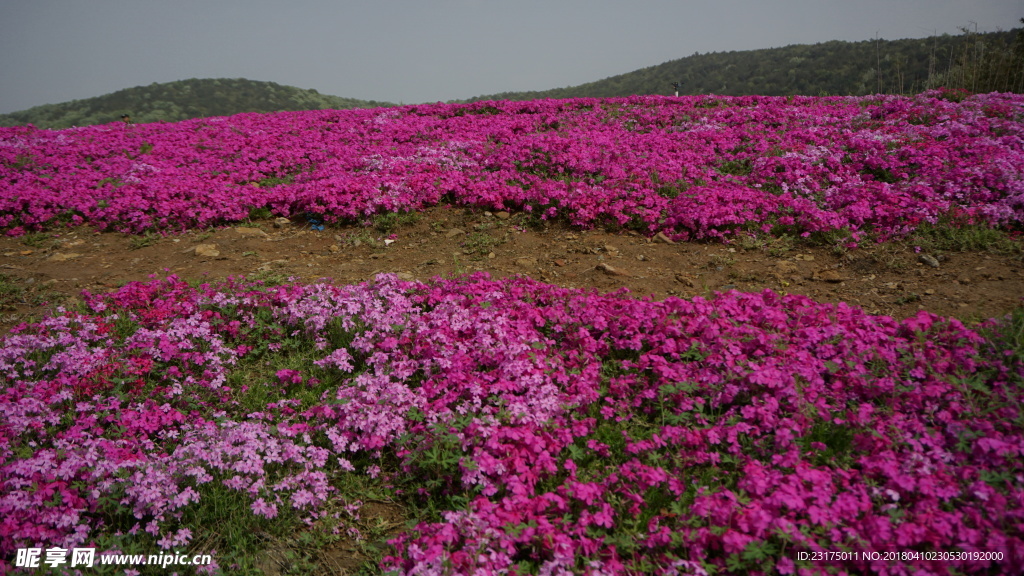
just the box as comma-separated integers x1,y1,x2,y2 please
1,274,1021,574
1,91,1022,241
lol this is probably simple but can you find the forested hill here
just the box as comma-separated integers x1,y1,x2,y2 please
460,28,1023,101
0,78,396,130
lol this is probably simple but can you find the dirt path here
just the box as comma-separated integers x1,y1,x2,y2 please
1,207,1022,333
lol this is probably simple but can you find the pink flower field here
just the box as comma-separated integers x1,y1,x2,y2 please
0,273,1022,574
1,93,1023,574
1,90,1022,241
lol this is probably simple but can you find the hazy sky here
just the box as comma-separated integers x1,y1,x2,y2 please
1,0,1020,113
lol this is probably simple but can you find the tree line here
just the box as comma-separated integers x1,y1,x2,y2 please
459,24,1024,102
0,78,395,130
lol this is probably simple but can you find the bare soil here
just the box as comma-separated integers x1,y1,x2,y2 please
1,207,1022,334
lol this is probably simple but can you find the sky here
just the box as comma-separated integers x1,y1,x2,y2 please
0,0,1020,114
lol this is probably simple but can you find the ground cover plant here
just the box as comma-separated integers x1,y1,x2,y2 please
0,272,1022,574
2,93,1024,574
1,90,1022,243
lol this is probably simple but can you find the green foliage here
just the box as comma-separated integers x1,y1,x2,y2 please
461,231,506,259
372,211,421,233
0,273,65,311
247,206,273,220
456,28,1021,102
926,20,1024,94
910,220,1024,255
978,307,1024,387
716,158,753,177
0,274,25,310
20,232,54,248
128,232,160,250
797,420,857,467
0,78,397,130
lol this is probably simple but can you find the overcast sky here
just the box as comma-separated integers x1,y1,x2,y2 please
0,0,1020,113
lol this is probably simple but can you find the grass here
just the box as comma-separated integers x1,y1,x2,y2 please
341,230,381,249
0,274,25,310
0,274,65,311
372,211,421,233
128,232,160,250
461,231,506,259
980,306,1024,379
739,233,796,257
865,242,910,271
247,207,274,220
20,232,56,249
910,221,1024,256
706,253,736,269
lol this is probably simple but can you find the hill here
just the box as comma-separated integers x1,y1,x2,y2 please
460,28,1023,101
0,78,395,130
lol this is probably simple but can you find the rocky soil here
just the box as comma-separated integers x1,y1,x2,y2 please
1,207,1022,334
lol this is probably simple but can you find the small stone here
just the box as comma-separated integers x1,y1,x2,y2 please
721,284,737,290
484,211,493,217
596,263,630,277
445,228,466,238
273,217,291,228
654,231,675,244
917,254,940,268
397,272,414,281
924,289,936,295
258,259,290,270
20,250,32,256
47,252,82,262
515,257,538,268
775,261,798,275
553,259,567,267
815,269,844,283
958,276,972,285
495,211,511,220
674,274,695,287
232,227,267,237
488,252,496,259
194,244,220,258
